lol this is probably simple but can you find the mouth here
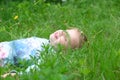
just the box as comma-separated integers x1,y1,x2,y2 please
54,32,58,39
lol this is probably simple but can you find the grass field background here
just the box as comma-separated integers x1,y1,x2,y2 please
0,0,120,80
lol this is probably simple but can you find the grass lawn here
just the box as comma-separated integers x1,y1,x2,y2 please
0,0,120,80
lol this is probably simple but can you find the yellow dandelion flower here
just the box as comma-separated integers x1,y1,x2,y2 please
14,15,18,20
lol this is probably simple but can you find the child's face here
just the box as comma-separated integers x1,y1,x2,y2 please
49,29,80,49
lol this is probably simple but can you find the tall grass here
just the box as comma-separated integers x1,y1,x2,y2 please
0,0,120,80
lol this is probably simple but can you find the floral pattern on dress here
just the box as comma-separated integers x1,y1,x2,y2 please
0,37,49,66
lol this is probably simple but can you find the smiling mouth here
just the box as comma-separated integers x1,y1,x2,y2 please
54,32,59,39
54,33,58,39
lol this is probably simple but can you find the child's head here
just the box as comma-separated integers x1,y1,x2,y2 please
49,28,87,49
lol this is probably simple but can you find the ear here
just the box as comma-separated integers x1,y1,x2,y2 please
81,32,87,42
83,35,87,42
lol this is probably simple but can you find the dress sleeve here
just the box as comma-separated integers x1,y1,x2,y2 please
0,42,15,66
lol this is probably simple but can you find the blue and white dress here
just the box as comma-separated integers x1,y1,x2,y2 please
0,37,49,67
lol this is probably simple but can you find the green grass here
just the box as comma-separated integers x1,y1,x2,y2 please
0,0,120,80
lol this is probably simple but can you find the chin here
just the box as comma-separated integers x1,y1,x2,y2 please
49,34,53,40
50,33,55,41
49,35,54,44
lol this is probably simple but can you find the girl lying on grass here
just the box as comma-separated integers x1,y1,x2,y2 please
0,28,87,77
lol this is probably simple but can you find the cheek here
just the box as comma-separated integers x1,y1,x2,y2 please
51,38,62,45
50,33,54,38
57,38,67,46
50,36,67,47
50,38,59,45
54,39,61,44
50,33,55,40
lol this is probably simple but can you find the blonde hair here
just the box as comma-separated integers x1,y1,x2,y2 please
67,28,87,49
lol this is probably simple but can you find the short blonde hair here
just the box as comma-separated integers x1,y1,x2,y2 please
67,28,87,49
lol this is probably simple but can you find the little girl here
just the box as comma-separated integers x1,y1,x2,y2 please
0,28,87,67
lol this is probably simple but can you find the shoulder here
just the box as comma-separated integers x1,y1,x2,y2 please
30,37,49,44
12,37,48,42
